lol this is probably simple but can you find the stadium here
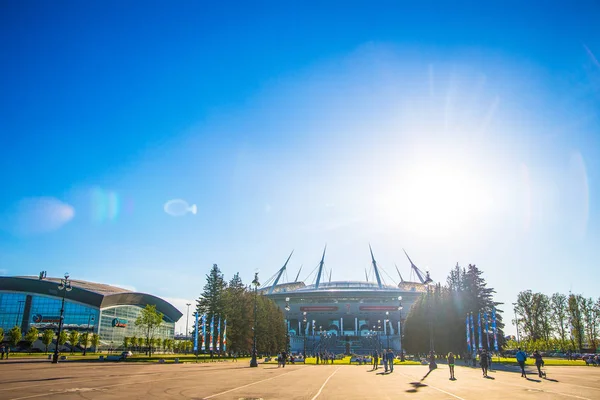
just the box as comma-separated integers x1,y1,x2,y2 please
0,274,182,352
262,246,434,355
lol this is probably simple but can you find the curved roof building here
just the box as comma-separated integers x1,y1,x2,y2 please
0,275,182,351
261,246,433,355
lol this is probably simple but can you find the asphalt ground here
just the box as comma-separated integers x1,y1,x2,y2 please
1,360,599,400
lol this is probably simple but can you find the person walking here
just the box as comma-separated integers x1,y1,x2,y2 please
383,350,388,373
516,348,527,378
533,350,544,377
429,351,437,371
480,350,489,377
373,351,379,370
281,350,287,368
387,349,395,373
448,352,456,380
0,345,4,360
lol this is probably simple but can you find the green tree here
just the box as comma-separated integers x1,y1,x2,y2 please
0,327,4,344
24,327,39,354
123,336,131,351
58,330,68,349
135,304,164,357
80,332,91,355
404,264,504,355
197,264,227,351
551,293,569,350
131,336,138,353
223,272,253,354
8,326,22,349
91,333,100,352
582,297,598,351
568,294,585,352
68,330,80,354
41,330,54,353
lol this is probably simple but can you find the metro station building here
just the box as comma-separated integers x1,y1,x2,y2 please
262,247,433,355
0,275,182,350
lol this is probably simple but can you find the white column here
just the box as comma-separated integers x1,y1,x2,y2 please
355,317,358,335
298,321,301,335
384,320,387,335
340,317,344,335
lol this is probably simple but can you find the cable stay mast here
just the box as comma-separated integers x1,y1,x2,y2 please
395,263,405,283
294,265,303,282
314,245,327,290
369,244,383,289
403,248,430,284
267,250,294,294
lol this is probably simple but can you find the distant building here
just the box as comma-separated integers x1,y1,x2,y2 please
262,246,434,355
0,275,182,351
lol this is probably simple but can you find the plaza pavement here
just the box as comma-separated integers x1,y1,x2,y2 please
1,359,599,400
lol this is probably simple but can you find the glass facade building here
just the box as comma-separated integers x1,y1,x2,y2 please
0,276,181,351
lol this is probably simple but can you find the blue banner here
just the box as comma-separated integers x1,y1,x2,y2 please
216,317,221,351
478,312,483,349
201,314,206,351
470,313,476,353
209,315,214,351
492,308,498,351
223,319,227,352
466,314,471,352
484,312,490,350
193,312,199,352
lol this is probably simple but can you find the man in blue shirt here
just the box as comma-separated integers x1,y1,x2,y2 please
515,348,527,378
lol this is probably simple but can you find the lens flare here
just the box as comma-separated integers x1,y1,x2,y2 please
6,197,75,236
90,187,121,223
164,199,197,217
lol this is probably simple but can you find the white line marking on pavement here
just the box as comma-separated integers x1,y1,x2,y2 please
310,367,340,400
202,369,301,399
426,385,467,400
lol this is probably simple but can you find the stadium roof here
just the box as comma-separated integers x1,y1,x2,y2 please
0,276,182,322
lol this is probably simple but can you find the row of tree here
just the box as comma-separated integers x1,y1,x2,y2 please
0,326,100,354
122,336,193,354
513,291,599,352
403,264,505,355
196,264,287,355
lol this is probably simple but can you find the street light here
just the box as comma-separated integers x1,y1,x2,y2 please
285,297,290,352
423,271,435,360
385,312,390,348
250,272,260,368
302,312,307,362
512,303,520,344
398,296,404,361
52,273,72,364
185,303,191,354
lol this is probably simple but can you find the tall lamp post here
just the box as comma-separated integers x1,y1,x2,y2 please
512,303,520,344
397,296,404,361
385,312,390,349
285,297,290,352
52,273,72,364
302,312,307,362
250,272,260,368
185,303,191,354
424,272,434,358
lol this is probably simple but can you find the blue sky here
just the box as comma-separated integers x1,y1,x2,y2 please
1,1,599,334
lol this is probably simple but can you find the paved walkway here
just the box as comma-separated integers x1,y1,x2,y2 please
1,360,599,399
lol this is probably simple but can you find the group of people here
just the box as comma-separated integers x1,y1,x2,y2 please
0,345,10,359
371,349,395,373
315,352,335,364
516,348,545,378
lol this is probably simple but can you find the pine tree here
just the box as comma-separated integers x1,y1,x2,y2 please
197,264,227,352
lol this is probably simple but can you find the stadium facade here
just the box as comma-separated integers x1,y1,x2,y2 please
262,246,433,356
0,274,182,351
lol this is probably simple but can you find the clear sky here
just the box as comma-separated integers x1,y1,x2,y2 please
1,1,599,335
